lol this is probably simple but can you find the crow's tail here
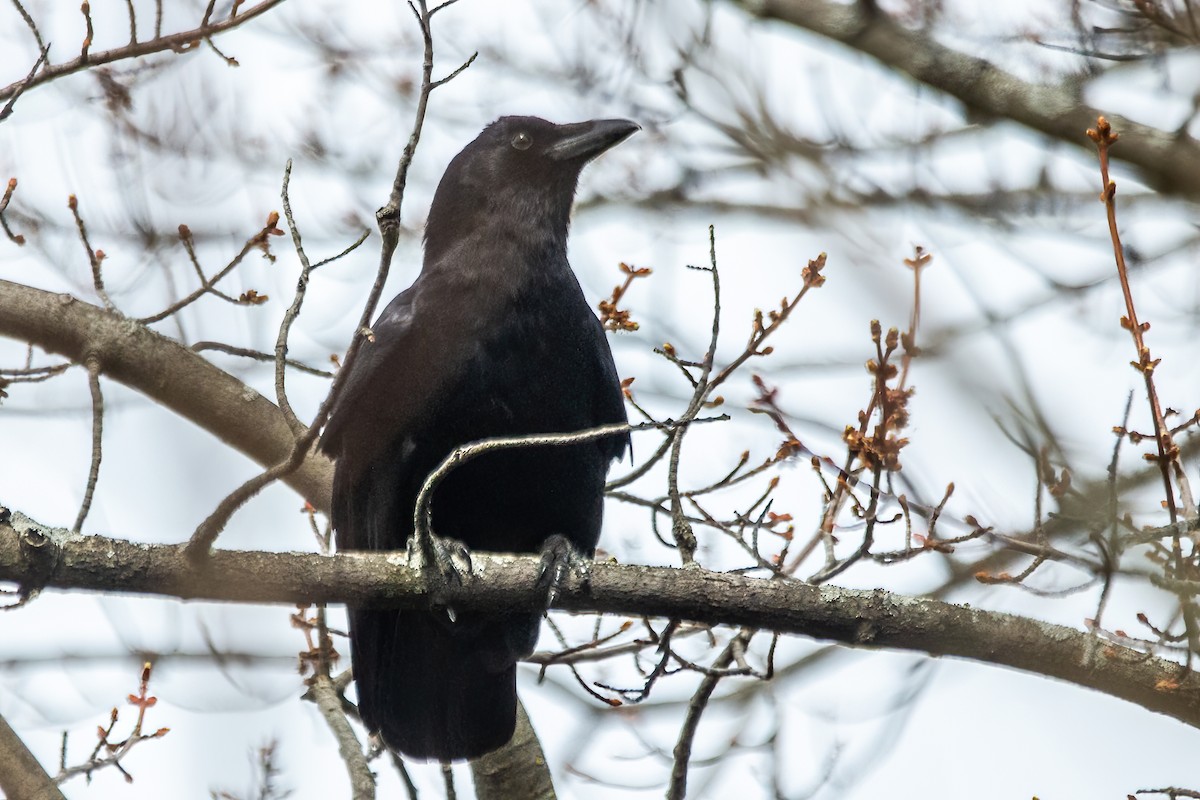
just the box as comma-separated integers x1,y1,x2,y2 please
350,608,538,761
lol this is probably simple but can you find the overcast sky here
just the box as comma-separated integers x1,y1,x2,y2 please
3,0,1200,797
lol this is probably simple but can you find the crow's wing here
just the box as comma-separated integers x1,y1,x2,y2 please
319,280,469,551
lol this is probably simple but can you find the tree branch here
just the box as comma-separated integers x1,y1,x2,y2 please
0,279,333,512
0,709,65,800
470,703,556,800
2,510,1198,732
733,0,1200,199
309,673,374,800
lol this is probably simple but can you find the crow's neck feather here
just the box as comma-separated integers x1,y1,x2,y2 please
423,173,578,270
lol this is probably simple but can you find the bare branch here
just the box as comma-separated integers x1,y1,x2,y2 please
667,630,750,799
470,703,556,800
309,674,374,799
191,341,334,379
0,45,49,123
10,0,46,53
734,0,1200,199
0,709,65,800
4,513,1200,733
414,421,640,542
72,356,103,532
1088,116,1196,523
67,195,115,312
0,0,288,104
0,177,27,244
139,215,283,325
276,160,317,437
79,1,94,62
0,279,334,511
53,662,169,785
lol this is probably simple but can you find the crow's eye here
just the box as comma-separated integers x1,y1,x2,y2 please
511,132,533,151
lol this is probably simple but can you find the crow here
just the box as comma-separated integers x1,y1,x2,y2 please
319,116,638,761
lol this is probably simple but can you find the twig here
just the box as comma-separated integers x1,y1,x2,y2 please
10,0,46,53
664,227,724,563
191,341,334,378
605,434,673,490
0,361,71,383
598,261,651,332
429,0,464,15
67,195,115,312
123,0,137,44
594,619,681,703
274,164,370,433
429,52,477,90
0,45,50,123
667,630,751,799
0,177,27,244
54,663,168,786
310,673,374,799
413,418,726,547
312,229,372,270
440,764,457,799
413,421,632,541
276,160,316,436
1088,116,1195,524
388,751,420,800
201,0,239,67
0,0,289,104
73,356,104,532
532,622,709,668
1090,391,1134,639
141,216,283,324
79,1,94,61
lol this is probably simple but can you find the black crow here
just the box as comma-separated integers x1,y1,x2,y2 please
320,116,638,761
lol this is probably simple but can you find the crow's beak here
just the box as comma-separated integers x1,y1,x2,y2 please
546,118,640,162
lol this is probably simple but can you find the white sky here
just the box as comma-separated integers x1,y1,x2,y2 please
2,0,1200,797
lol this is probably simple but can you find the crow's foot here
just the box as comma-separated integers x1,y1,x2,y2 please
536,534,589,610
408,531,472,594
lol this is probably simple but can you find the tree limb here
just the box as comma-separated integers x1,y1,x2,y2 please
309,673,375,800
0,709,65,800
732,0,1200,199
470,703,556,800
2,510,1197,732
0,279,333,513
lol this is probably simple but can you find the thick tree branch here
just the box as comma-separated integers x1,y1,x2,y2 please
0,279,333,512
2,511,1197,732
470,704,555,800
0,710,65,800
733,0,1200,199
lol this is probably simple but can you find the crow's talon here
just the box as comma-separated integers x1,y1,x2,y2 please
410,532,472,591
537,534,582,610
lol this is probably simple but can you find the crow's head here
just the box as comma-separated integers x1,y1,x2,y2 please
425,116,639,257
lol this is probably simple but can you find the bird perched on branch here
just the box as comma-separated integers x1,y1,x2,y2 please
320,116,638,761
